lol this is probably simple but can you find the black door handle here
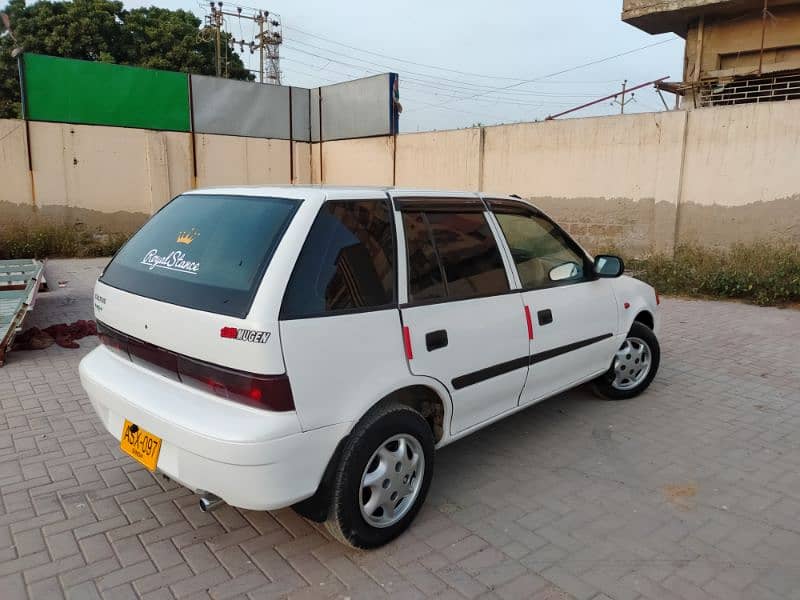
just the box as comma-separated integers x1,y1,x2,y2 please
425,329,448,351
537,309,553,325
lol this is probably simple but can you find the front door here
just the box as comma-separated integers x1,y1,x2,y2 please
489,201,620,404
520,281,619,403
396,200,530,434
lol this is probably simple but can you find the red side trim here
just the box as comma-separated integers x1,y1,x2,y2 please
524,305,534,340
402,325,414,360
656,291,661,305
220,327,238,339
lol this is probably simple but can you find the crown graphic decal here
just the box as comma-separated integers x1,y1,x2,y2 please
176,228,199,244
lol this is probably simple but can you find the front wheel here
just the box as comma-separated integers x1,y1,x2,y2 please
593,321,660,400
325,404,434,549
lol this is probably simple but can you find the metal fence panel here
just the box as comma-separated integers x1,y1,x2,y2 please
310,87,321,142
191,75,290,139
319,74,393,141
291,87,310,142
22,54,190,132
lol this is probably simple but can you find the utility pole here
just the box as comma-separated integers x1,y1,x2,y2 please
611,80,635,114
545,77,669,120
204,3,283,84
205,3,224,77
258,12,264,84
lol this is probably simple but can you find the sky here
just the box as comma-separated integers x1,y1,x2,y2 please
126,0,685,132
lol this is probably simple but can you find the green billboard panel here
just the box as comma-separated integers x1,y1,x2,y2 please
22,54,190,132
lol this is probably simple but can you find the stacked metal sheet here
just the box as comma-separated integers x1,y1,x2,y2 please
0,259,45,366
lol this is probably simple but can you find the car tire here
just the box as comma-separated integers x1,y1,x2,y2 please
593,321,660,400
324,403,434,549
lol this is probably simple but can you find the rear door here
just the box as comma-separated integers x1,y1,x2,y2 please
278,195,410,431
395,197,530,434
487,199,619,405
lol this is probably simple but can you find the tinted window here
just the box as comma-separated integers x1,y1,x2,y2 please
428,212,509,299
100,194,298,318
403,209,509,303
281,200,395,318
494,211,588,289
403,212,446,302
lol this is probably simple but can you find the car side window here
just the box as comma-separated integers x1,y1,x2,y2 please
494,210,589,290
281,200,395,318
403,209,509,303
403,212,447,302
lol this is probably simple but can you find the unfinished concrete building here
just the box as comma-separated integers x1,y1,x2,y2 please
622,0,800,107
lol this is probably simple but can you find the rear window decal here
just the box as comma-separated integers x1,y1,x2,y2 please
176,228,199,244
220,327,271,343
140,249,200,275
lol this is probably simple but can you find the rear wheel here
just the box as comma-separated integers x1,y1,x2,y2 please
593,321,660,400
325,404,434,549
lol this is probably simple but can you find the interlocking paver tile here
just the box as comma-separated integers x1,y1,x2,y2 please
2,258,800,599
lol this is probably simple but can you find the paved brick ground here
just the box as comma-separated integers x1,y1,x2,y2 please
1,258,800,600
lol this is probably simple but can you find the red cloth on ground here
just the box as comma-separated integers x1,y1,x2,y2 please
14,320,97,350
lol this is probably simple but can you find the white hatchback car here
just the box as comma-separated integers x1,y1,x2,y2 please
80,186,660,548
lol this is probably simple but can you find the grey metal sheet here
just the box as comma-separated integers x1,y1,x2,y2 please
319,74,392,141
310,87,321,143
191,75,291,139
290,87,311,142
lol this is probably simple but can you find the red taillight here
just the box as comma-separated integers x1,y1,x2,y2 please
178,354,295,412
128,336,179,379
97,321,294,412
220,327,238,339
98,322,129,358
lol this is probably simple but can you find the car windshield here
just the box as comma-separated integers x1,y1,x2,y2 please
100,194,300,317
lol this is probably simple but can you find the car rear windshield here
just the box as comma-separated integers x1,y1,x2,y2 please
100,194,299,318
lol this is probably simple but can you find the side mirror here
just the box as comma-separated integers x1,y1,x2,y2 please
549,261,580,282
594,255,624,278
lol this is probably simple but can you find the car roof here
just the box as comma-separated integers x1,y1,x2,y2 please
183,185,517,205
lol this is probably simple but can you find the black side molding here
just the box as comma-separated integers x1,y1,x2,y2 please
531,333,613,364
452,356,529,391
450,333,614,390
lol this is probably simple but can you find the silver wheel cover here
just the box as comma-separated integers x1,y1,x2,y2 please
611,336,652,391
359,434,425,528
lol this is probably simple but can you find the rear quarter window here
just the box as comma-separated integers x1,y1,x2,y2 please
280,199,396,319
100,194,299,318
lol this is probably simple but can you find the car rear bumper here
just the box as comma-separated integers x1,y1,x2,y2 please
79,347,349,510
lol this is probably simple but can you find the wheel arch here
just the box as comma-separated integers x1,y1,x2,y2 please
292,377,452,522
351,377,453,445
633,309,654,331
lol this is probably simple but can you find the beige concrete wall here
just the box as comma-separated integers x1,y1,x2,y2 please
484,111,687,254
0,120,33,208
195,134,291,187
292,142,312,184
677,100,800,245
311,100,800,253
0,121,300,233
310,142,322,184
25,122,181,231
4,98,800,251
317,136,394,186
395,128,481,190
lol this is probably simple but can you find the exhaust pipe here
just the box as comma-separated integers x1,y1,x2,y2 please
198,492,223,512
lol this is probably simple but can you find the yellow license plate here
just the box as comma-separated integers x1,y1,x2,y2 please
120,420,162,471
